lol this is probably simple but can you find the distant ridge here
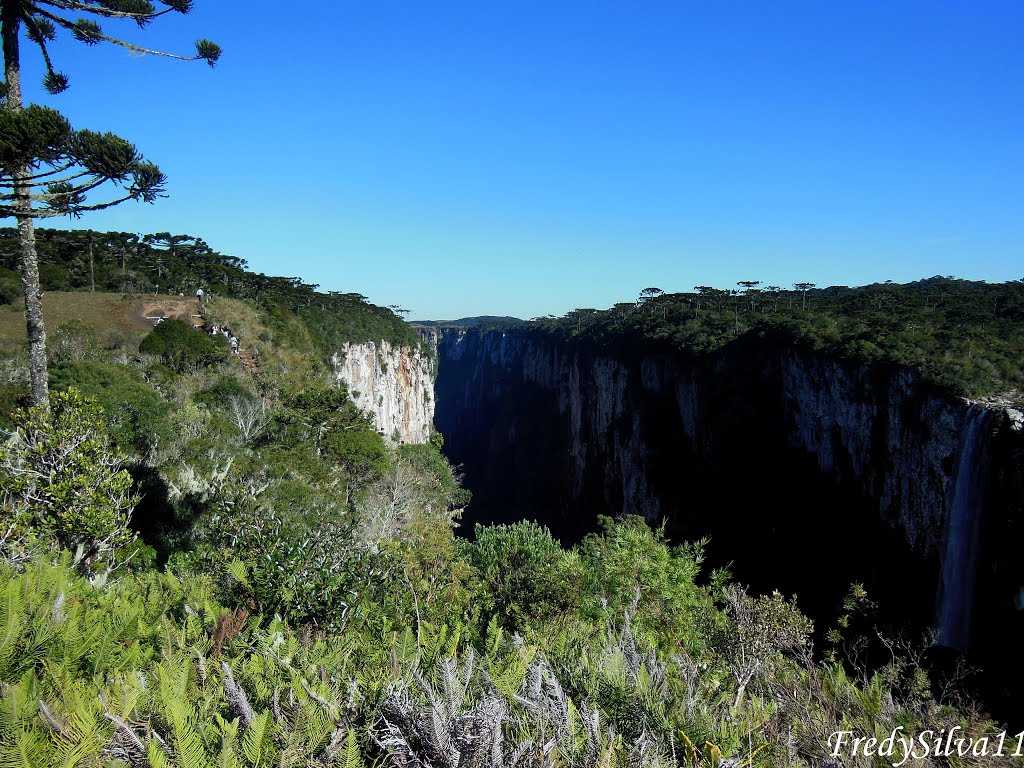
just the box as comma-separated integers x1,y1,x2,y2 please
412,316,522,328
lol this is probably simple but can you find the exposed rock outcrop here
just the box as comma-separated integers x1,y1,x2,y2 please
330,340,435,444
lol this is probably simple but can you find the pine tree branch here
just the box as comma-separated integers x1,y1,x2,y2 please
0,189,137,217
0,165,85,185
30,162,82,181
70,191,146,212
21,13,59,73
36,0,170,22
34,6,201,61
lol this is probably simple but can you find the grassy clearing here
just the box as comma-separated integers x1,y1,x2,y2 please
0,292,199,351
203,295,326,388
0,292,328,396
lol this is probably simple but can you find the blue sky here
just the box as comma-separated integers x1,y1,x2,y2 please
18,1,1024,319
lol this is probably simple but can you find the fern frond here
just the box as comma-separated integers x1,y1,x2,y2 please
341,729,363,768
225,560,249,590
165,697,212,768
299,700,333,754
240,710,272,767
0,581,25,677
146,740,176,768
0,724,49,768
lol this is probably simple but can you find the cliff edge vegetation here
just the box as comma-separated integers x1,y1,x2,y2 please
518,277,1024,399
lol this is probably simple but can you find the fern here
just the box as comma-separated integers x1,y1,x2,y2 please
484,615,503,660
299,699,334,755
0,581,25,678
225,560,250,590
0,727,49,768
214,713,241,768
160,676,213,768
341,729,363,768
240,710,273,767
147,740,177,768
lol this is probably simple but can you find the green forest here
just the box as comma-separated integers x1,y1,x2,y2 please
0,227,421,352
0,228,1017,766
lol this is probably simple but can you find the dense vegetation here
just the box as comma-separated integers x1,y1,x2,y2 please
0,227,421,351
521,279,1024,399
0,277,1011,766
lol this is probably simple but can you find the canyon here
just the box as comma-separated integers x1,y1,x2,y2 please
430,325,1023,714
334,324,1024,717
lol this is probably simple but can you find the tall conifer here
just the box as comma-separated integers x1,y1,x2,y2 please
0,0,219,405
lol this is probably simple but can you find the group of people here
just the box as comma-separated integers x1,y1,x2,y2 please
205,323,240,354
194,288,240,355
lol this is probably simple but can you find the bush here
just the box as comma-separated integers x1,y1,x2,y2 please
278,385,390,480
464,520,572,628
321,424,390,477
50,360,171,453
195,375,255,409
176,461,364,628
0,267,20,304
398,442,472,509
139,318,226,373
0,382,28,430
49,319,102,362
0,388,139,570
579,515,709,648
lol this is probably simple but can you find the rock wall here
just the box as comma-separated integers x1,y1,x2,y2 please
434,327,1022,550
330,340,435,444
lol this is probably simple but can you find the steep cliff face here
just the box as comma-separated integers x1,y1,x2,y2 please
435,327,1022,543
432,326,1024,700
330,340,435,444
771,352,994,555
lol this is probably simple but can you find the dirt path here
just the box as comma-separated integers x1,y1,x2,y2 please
237,349,260,375
129,296,203,327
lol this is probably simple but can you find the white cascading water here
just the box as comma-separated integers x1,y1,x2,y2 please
936,406,991,650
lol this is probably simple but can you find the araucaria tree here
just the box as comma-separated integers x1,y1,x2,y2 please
794,282,816,311
0,0,220,406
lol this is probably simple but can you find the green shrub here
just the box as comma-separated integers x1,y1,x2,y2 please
178,463,365,628
579,515,709,649
49,319,102,362
0,388,138,570
139,318,226,372
276,385,390,480
50,360,171,453
194,374,255,408
397,442,472,509
464,520,573,628
0,267,20,304
0,382,28,430
321,424,390,477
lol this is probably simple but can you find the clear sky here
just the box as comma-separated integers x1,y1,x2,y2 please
18,1,1024,319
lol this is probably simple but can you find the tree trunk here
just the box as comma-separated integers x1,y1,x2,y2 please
15,191,47,405
3,3,49,406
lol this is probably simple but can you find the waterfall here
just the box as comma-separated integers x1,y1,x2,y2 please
936,406,991,651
